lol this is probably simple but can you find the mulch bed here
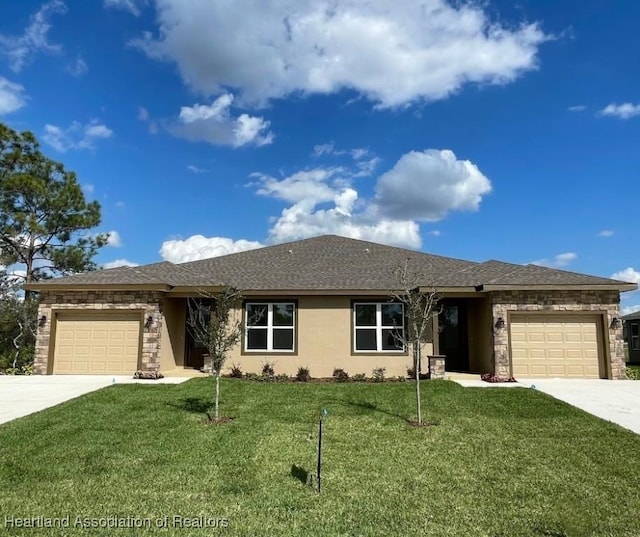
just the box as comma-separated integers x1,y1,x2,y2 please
202,416,235,425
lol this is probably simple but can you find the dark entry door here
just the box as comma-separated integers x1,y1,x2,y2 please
185,328,207,370
439,300,469,372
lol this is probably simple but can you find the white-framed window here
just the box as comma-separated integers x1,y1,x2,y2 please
245,302,295,352
353,302,405,352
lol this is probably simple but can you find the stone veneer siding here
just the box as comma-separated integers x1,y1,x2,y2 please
34,290,163,374
490,290,625,379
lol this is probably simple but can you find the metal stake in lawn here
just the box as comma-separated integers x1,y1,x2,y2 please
316,408,328,493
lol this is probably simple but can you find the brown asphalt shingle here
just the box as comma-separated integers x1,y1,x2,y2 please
30,235,632,291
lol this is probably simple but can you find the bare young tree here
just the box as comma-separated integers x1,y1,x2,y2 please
391,260,440,425
186,286,243,421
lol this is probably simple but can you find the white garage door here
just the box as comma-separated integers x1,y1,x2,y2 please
53,312,141,374
510,314,602,378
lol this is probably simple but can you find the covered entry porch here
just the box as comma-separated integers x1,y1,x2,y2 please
433,296,494,374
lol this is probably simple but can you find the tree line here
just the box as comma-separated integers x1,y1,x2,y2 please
0,122,107,372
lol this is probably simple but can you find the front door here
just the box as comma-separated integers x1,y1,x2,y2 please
184,328,207,370
439,300,469,372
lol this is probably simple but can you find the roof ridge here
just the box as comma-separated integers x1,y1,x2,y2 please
482,260,529,285
522,262,630,284
179,234,475,267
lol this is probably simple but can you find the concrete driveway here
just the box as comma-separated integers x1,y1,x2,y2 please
518,379,640,435
0,375,189,425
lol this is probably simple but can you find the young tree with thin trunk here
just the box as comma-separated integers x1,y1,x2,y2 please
186,287,243,420
391,260,440,425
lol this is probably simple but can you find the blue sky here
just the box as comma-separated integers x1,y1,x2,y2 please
0,0,639,312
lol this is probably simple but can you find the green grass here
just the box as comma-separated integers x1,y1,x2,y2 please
2,379,640,536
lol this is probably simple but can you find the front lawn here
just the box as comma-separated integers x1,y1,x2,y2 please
1,379,640,536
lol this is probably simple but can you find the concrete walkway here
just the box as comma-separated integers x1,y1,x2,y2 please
0,375,189,425
454,376,640,435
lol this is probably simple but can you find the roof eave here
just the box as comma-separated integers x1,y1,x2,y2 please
25,283,172,292
418,286,479,293
480,283,637,292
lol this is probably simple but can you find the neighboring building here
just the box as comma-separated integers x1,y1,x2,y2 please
25,235,636,379
622,311,640,364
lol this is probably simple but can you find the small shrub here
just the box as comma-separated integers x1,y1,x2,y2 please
372,367,386,383
332,368,350,383
406,366,416,378
625,367,640,380
243,372,261,381
229,363,243,378
480,373,516,383
261,361,276,379
395,375,406,382
296,366,311,382
275,373,290,382
352,373,367,382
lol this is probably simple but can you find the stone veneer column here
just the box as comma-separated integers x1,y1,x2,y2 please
489,290,625,380
33,290,163,374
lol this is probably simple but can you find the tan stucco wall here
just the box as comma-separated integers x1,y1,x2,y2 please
227,296,432,377
467,297,493,373
489,290,625,379
159,297,186,370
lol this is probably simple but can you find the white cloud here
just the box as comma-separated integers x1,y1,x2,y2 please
67,54,87,76
43,119,113,152
375,149,492,221
554,253,577,267
137,106,158,134
311,143,377,175
186,165,207,174
428,230,442,237
597,229,614,238
106,231,122,247
600,103,640,120
0,77,27,114
159,236,263,263
622,305,640,316
312,142,339,157
252,168,344,204
251,148,490,248
171,94,273,147
104,0,146,16
102,259,138,269
0,0,67,72
267,191,421,248
568,105,586,112
612,267,640,284
532,252,577,268
82,183,95,194
115,201,125,209
131,0,548,109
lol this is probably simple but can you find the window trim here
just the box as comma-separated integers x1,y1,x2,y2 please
244,301,296,354
353,301,406,354
632,322,640,351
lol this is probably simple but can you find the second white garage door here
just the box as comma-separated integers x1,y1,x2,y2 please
53,312,141,374
510,314,603,378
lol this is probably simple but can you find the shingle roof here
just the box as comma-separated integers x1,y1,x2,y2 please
28,234,634,291
179,235,476,290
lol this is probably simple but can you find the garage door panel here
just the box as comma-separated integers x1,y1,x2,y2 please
510,314,602,378
53,314,141,374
